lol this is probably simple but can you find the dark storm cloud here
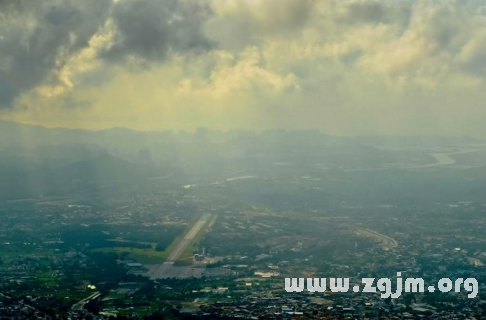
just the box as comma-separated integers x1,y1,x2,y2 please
0,0,112,108
100,0,214,63
0,0,213,108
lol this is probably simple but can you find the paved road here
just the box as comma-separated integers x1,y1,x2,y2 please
72,292,101,311
166,214,211,262
147,214,212,279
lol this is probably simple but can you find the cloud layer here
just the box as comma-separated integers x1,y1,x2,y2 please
1,0,486,136
101,0,213,63
0,0,112,106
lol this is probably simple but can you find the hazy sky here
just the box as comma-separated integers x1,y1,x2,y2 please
1,0,486,136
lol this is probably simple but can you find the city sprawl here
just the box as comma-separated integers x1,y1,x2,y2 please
0,126,485,319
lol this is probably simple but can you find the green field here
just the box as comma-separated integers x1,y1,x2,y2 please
92,236,183,264
91,215,211,265
0,245,61,258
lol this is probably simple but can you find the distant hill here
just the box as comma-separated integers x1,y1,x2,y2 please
1,119,485,201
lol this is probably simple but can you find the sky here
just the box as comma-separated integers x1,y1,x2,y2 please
1,0,486,136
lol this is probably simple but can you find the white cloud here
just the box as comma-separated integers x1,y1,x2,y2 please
2,0,486,136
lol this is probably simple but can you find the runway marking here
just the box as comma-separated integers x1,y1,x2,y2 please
147,214,212,279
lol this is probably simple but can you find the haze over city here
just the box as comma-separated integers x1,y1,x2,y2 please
1,1,486,320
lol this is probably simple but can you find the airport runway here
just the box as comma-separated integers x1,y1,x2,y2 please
147,214,212,279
